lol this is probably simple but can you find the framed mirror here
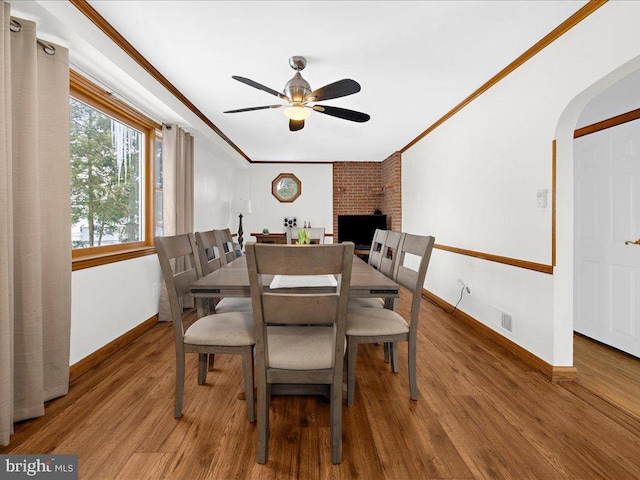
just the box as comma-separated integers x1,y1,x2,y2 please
272,173,302,203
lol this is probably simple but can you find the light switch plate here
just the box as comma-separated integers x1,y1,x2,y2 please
536,189,549,209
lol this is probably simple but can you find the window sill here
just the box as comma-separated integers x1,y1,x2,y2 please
72,246,157,271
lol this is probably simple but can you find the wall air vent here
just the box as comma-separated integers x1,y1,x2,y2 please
492,306,514,334
500,312,513,333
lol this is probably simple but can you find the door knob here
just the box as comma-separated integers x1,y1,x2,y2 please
624,238,640,245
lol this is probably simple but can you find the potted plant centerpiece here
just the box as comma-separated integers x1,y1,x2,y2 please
297,228,311,245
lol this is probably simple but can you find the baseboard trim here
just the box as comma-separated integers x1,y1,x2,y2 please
550,366,579,382
422,289,577,382
69,314,159,382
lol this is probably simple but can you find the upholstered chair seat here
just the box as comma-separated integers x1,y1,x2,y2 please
215,297,253,313
266,326,341,370
183,312,254,346
346,307,409,337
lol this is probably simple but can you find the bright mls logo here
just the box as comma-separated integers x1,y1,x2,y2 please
0,455,77,479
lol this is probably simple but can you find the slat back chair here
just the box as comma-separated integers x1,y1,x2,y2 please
286,226,326,244
368,228,388,270
155,233,255,422
378,230,403,279
348,230,402,310
246,242,354,464
346,233,435,405
214,228,242,265
195,230,252,318
195,230,223,276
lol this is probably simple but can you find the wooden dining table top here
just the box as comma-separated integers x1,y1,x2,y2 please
190,255,400,299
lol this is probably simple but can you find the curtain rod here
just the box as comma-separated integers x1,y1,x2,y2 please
9,17,171,130
70,63,169,129
10,18,56,55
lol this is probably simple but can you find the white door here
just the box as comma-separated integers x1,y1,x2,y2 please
574,119,640,358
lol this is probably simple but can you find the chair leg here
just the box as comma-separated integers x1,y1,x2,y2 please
383,342,390,363
197,354,207,385
207,354,215,371
256,379,269,464
390,342,399,373
175,352,185,418
241,347,255,423
408,339,418,400
347,339,358,407
330,382,343,464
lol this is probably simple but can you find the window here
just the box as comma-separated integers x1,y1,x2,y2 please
70,71,162,270
154,131,164,237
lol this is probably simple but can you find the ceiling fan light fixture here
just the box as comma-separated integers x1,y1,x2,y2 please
283,105,311,121
227,57,369,129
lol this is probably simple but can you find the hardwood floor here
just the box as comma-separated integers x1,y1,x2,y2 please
573,332,640,421
3,293,640,479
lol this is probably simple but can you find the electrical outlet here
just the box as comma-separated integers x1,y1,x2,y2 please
457,279,471,294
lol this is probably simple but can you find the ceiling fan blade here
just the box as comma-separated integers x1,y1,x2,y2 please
232,76,290,101
289,119,305,131
305,79,361,102
312,105,370,123
224,105,282,113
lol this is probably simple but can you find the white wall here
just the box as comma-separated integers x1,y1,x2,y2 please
70,255,161,364
236,163,334,243
193,136,238,232
403,1,640,366
577,68,640,128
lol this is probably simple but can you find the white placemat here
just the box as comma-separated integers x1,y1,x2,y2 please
269,274,337,289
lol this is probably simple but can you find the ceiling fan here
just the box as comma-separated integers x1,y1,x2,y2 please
224,56,370,132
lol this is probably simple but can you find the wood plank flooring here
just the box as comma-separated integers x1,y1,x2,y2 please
573,332,640,421
3,293,640,479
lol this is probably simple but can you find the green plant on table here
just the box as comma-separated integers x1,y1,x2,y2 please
297,228,311,245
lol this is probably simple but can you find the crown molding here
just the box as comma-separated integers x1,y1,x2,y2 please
399,0,608,154
69,0,252,163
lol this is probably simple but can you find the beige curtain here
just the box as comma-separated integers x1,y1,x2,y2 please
158,124,194,322
0,3,71,447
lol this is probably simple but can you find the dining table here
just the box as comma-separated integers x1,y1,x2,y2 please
190,253,401,396
190,254,401,306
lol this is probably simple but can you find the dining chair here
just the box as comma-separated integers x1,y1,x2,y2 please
246,242,354,464
286,226,326,244
154,233,255,422
367,228,388,270
348,230,403,310
346,233,435,406
214,228,242,265
195,230,252,314
378,231,403,278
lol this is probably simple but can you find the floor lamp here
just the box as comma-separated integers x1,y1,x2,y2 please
231,199,252,250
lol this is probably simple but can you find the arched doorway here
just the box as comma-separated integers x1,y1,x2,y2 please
553,56,640,417
552,55,640,366
573,72,640,357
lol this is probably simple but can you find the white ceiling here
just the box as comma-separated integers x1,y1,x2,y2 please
12,1,589,163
